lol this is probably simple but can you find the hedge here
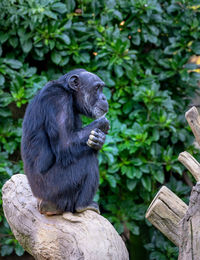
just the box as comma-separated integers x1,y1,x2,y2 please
0,0,200,258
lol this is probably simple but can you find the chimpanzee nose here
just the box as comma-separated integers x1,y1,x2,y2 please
100,94,108,112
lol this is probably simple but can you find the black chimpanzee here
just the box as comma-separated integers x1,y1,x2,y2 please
21,69,109,216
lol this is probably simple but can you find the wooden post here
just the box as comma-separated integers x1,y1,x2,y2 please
146,106,200,259
178,182,200,259
178,151,200,182
185,106,200,146
145,186,187,246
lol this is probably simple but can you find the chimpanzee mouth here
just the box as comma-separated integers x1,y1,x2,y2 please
97,106,108,113
94,106,107,119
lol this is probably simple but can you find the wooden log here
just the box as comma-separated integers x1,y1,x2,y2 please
185,106,200,146
145,186,188,247
2,174,129,260
178,151,200,181
178,182,200,259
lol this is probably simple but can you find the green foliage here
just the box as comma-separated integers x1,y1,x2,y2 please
0,0,200,258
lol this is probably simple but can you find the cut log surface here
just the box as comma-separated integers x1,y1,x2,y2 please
145,186,188,247
178,151,200,181
2,174,129,260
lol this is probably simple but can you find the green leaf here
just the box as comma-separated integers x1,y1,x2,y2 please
51,52,61,64
132,34,140,45
66,0,75,12
1,245,13,256
126,222,139,235
79,52,90,63
22,40,32,53
44,10,57,19
141,176,151,192
103,87,111,100
172,164,182,175
0,93,12,106
132,123,143,135
133,167,142,179
113,10,122,20
127,179,137,191
58,34,71,45
191,42,200,55
0,74,5,85
4,59,23,69
0,32,9,43
184,63,199,70
15,243,24,256
73,22,87,32
9,37,18,48
114,222,124,234
126,167,134,179
51,2,67,14
148,34,157,44
106,174,117,188
153,170,164,184
132,158,143,166
114,65,124,77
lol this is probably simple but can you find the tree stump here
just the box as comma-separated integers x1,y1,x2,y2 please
146,106,200,259
2,174,129,260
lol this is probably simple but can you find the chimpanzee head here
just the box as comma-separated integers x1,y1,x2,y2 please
60,69,109,119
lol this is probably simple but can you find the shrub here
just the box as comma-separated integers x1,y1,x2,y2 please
0,0,200,258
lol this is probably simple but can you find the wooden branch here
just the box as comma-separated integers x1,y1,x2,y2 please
2,174,129,260
178,182,200,259
178,151,200,181
185,106,200,146
145,186,188,247
146,107,200,258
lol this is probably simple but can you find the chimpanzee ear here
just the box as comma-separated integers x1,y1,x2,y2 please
68,75,79,91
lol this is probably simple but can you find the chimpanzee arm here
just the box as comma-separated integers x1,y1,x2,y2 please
44,92,107,168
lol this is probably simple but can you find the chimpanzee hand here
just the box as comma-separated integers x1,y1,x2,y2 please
87,128,106,150
96,117,110,134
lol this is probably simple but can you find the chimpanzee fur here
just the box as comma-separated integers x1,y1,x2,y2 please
21,69,109,214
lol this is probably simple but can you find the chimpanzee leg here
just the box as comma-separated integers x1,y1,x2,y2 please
75,174,100,214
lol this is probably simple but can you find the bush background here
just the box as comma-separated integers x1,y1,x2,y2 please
0,0,200,259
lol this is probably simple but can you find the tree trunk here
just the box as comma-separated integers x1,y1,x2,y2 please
178,182,200,259
2,174,129,260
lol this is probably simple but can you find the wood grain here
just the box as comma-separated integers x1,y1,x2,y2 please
146,186,188,246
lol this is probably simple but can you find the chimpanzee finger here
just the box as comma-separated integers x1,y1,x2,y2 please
89,134,99,143
87,139,101,150
89,134,104,145
91,129,106,140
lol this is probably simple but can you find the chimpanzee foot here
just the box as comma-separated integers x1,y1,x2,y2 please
37,199,63,216
76,201,100,214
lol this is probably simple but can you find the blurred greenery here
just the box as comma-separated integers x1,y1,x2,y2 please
0,0,200,259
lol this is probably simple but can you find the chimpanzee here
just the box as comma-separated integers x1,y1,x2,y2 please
21,69,109,216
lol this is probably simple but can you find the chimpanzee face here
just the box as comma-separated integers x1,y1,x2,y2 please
68,70,109,119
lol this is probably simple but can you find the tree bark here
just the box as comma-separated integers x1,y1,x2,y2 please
2,174,129,260
178,182,200,260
